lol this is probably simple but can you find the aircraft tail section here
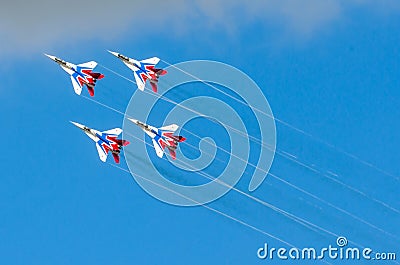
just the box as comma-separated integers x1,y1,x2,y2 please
86,84,95,97
93,128,129,163
168,149,176,160
87,72,105,80
154,130,186,160
154,68,167,76
147,68,166,93
115,139,130,147
150,80,158,93
171,135,186,143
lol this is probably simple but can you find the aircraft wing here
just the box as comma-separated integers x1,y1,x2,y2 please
159,124,179,132
152,139,164,158
140,57,160,65
96,142,108,162
102,128,122,136
70,75,83,95
77,61,97,70
133,72,146,91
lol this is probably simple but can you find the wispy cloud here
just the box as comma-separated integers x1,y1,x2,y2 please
1,0,399,58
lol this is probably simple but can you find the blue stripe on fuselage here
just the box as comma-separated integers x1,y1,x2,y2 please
71,66,91,84
95,132,116,147
133,62,153,82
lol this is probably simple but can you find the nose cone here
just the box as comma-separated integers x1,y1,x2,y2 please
107,50,120,57
44,53,57,61
127,118,139,125
70,121,86,130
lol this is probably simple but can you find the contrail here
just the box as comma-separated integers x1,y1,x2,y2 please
107,161,335,265
97,64,400,215
124,130,399,244
161,59,399,182
80,89,398,261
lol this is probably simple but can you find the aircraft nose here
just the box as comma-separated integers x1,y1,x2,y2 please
44,53,56,61
127,118,139,124
107,50,119,57
70,121,85,130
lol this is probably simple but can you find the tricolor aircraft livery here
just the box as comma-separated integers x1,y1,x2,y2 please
108,50,167,92
70,121,130,164
46,52,183,164
128,118,186,160
45,54,104,97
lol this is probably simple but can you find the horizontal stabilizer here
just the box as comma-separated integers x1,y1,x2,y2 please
112,153,120,164
171,135,186,142
168,149,176,160
150,82,158,93
154,68,167,76
115,139,130,146
86,85,95,97
88,72,105,80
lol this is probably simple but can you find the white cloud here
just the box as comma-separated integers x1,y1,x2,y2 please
0,0,399,58
0,0,187,56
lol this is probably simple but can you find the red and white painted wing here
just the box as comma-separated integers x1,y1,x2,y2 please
96,143,108,162
70,75,83,95
133,72,146,91
152,139,165,158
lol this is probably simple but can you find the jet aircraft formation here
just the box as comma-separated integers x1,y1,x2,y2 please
46,51,184,163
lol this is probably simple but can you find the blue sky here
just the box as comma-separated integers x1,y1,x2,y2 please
1,1,399,264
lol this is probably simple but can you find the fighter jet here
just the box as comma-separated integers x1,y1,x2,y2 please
45,54,104,96
128,118,185,159
108,50,167,92
70,121,129,163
